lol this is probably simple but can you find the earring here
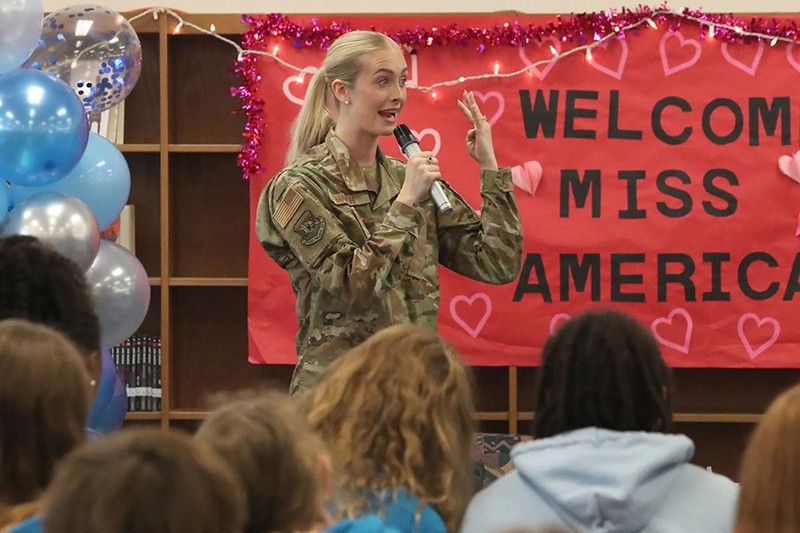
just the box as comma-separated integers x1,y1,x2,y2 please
344,99,350,105
90,379,97,387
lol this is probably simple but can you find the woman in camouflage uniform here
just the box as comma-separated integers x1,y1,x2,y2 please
256,30,523,394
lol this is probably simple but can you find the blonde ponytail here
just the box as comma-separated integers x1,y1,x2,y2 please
286,68,333,165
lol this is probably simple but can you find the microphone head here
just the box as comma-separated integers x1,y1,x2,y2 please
393,124,417,152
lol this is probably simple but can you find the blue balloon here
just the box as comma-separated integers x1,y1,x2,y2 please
0,69,89,186
10,133,130,229
87,347,127,434
0,182,8,226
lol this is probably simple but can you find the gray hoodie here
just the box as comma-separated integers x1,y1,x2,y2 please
461,427,738,533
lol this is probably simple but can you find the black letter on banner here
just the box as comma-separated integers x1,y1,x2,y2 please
657,253,696,302
611,253,646,302
656,170,692,218
520,89,558,139
738,251,779,300
652,97,692,145
608,90,643,140
703,252,731,301
564,90,598,139
783,253,800,300
618,170,647,219
749,97,791,146
560,254,601,301
513,253,552,302
702,98,743,145
560,169,601,218
703,169,739,217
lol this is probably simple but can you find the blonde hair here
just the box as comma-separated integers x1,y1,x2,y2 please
304,324,475,532
735,384,800,533
0,319,90,511
286,30,402,164
44,429,246,533
195,389,329,533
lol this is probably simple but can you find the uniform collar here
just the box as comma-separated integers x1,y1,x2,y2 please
325,129,400,207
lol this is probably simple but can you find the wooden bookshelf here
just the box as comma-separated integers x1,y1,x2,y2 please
122,13,799,480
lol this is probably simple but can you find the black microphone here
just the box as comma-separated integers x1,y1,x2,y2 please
393,124,453,214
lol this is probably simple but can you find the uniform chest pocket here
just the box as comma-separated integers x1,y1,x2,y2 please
330,192,373,244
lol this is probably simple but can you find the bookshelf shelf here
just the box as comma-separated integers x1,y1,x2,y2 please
148,277,162,286
168,144,242,153
119,143,160,153
169,277,248,286
169,410,209,420
126,411,161,421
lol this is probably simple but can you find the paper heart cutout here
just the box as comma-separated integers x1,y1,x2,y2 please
659,31,702,76
651,308,693,354
472,91,505,126
282,66,319,106
410,128,441,156
588,37,628,80
549,313,571,334
518,37,560,80
786,44,800,74
449,293,492,338
737,313,781,360
511,160,542,196
721,41,764,76
778,150,800,184
796,211,800,237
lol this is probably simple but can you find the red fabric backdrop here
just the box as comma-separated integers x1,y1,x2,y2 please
247,14,800,368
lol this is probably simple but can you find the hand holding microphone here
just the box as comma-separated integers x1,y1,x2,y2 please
393,124,453,214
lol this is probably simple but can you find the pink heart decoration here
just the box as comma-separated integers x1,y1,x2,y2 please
472,91,505,126
659,31,702,76
511,160,542,196
778,150,800,184
721,41,764,76
588,38,629,80
282,66,319,106
651,308,693,354
796,211,800,237
549,313,571,334
449,293,492,338
785,44,800,74
518,37,560,81
737,313,781,360
410,128,441,156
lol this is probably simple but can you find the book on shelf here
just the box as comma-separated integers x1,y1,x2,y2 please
86,103,125,143
115,99,125,144
99,204,135,253
111,334,162,412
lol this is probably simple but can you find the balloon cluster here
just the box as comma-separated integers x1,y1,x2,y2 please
0,2,146,434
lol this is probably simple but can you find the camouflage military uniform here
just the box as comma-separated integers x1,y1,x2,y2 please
256,129,523,394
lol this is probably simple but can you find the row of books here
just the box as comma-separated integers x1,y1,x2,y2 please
88,100,126,143
111,334,161,412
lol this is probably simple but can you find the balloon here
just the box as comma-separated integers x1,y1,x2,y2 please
10,133,130,229
24,4,142,113
1,192,100,270
0,184,8,226
0,69,89,186
0,0,43,75
87,347,127,434
86,239,150,347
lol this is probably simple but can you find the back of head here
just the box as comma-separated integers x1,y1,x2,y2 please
305,324,475,532
0,236,100,356
286,30,402,164
534,310,673,438
0,319,90,506
44,428,246,533
735,384,800,533
195,389,327,533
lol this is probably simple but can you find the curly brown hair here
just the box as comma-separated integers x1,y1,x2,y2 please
304,324,475,532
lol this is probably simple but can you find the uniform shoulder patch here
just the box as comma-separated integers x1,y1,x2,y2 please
273,188,304,228
292,210,326,245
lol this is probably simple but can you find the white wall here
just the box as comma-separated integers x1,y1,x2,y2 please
41,0,800,14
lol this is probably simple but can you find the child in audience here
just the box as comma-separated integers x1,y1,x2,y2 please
0,235,102,389
0,320,92,532
305,324,475,533
43,428,246,533
460,310,739,533
194,389,331,533
734,383,800,533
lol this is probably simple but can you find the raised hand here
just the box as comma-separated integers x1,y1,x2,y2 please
457,90,498,171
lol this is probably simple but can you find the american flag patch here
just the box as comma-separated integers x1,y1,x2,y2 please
273,188,303,228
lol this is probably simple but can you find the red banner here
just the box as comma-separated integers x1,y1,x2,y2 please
247,13,800,367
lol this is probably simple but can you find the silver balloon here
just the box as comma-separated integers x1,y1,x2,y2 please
24,4,142,113
1,192,100,270
0,0,44,75
86,239,150,347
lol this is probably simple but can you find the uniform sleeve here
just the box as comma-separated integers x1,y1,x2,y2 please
255,172,424,308
437,168,523,284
